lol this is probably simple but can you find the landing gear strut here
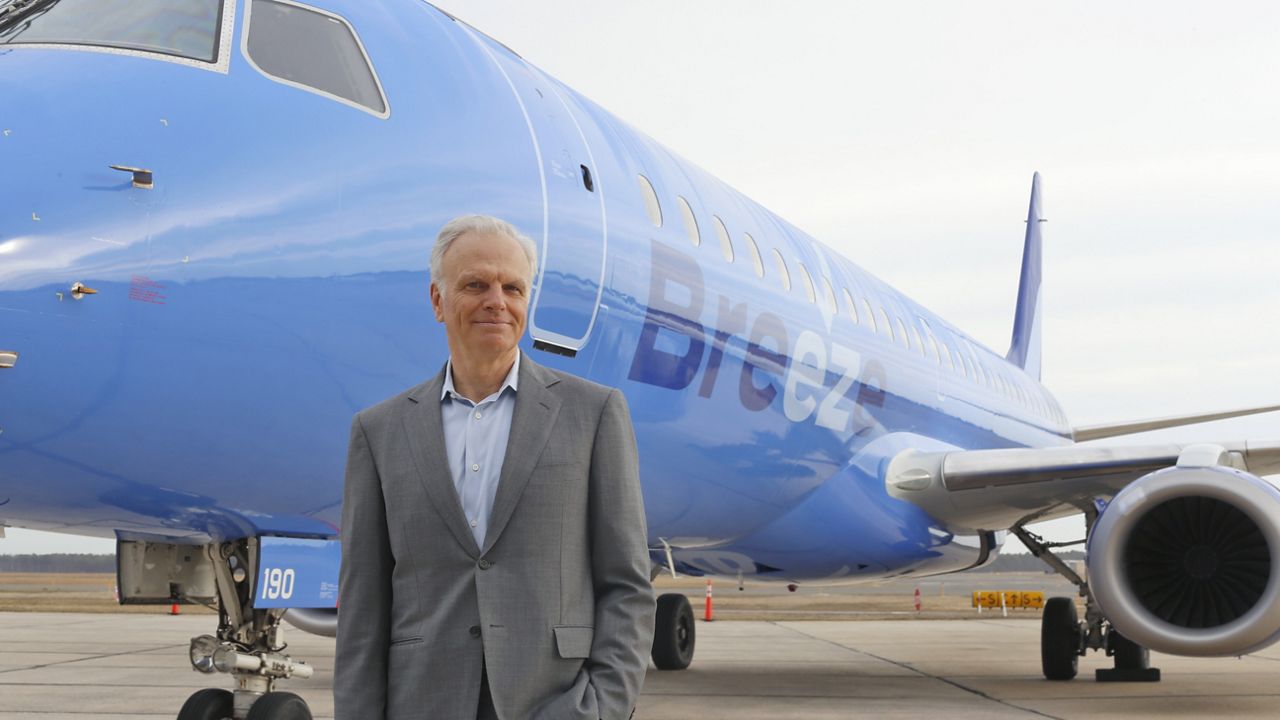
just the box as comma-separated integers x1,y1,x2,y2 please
178,541,315,719
1098,629,1160,682
1013,512,1160,682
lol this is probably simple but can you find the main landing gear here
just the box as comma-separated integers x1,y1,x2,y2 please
650,543,697,671
651,593,696,670
177,541,316,720
1014,519,1160,683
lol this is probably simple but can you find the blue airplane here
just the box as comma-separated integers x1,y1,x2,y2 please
3,1,1280,718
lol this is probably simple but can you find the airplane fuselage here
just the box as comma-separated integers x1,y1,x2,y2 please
0,0,1070,583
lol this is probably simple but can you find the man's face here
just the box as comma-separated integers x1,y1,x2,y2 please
430,231,531,360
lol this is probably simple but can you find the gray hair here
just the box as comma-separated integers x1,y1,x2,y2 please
430,215,538,290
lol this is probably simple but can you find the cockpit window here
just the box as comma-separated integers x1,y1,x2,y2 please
0,0,224,62
244,0,387,116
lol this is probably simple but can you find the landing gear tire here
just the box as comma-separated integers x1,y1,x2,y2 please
1041,596,1081,680
245,691,312,720
652,593,695,670
177,688,234,720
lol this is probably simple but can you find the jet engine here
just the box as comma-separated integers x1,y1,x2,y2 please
1088,464,1280,656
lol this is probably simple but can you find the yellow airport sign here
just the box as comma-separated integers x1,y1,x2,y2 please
971,591,1044,609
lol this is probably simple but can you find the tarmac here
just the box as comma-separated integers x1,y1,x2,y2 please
3,611,1280,719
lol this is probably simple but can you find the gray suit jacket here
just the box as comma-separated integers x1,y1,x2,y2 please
335,355,655,720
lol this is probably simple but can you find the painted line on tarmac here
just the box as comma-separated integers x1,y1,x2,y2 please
776,622,1064,720
0,643,187,674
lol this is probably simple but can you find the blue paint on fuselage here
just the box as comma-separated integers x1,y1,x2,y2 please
0,0,1070,582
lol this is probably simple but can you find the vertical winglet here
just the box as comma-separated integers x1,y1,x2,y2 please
1006,172,1044,380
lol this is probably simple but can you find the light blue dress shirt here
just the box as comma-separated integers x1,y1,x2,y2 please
440,352,520,548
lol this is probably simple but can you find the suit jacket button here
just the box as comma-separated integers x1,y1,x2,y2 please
477,558,492,570
469,625,481,638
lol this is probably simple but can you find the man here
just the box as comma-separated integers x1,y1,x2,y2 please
335,215,655,720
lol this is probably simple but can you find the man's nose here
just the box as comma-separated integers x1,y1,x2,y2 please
482,285,506,310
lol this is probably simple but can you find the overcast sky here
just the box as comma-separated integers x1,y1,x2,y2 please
6,1,1278,555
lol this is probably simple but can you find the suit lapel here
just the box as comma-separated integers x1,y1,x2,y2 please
401,367,482,557
482,357,561,556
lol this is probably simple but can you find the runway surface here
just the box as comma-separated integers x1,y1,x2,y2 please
3,612,1279,719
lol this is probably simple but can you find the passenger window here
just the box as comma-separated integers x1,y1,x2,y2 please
713,215,733,262
843,288,859,323
772,249,791,291
967,345,986,385
911,326,925,356
676,196,699,246
920,319,939,363
894,317,910,349
637,175,662,227
743,233,764,277
861,298,877,332
822,277,838,315
797,263,816,303
877,307,892,339
246,0,387,115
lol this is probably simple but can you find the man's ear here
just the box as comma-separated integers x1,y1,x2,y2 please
429,282,444,322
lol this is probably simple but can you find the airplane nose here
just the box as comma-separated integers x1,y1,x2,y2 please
1,44,189,309
0,51,175,484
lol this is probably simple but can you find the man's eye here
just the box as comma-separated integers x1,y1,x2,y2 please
506,286,524,295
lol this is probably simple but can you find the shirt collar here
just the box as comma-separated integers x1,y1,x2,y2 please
441,351,521,402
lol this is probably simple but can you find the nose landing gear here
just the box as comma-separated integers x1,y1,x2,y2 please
176,541,316,720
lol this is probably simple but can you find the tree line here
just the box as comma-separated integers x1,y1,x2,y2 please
984,550,1084,573
0,554,115,573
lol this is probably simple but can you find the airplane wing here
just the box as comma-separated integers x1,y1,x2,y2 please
886,439,1280,531
884,425,1280,661
1073,403,1280,441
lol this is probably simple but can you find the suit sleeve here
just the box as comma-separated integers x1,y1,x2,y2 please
586,389,656,719
334,413,392,720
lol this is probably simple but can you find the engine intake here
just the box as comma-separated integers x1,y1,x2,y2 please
1088,465,1280,656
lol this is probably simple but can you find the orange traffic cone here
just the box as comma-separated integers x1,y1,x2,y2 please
703,578,714,622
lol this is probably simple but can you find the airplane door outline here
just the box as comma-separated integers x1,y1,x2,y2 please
462,27,608,355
